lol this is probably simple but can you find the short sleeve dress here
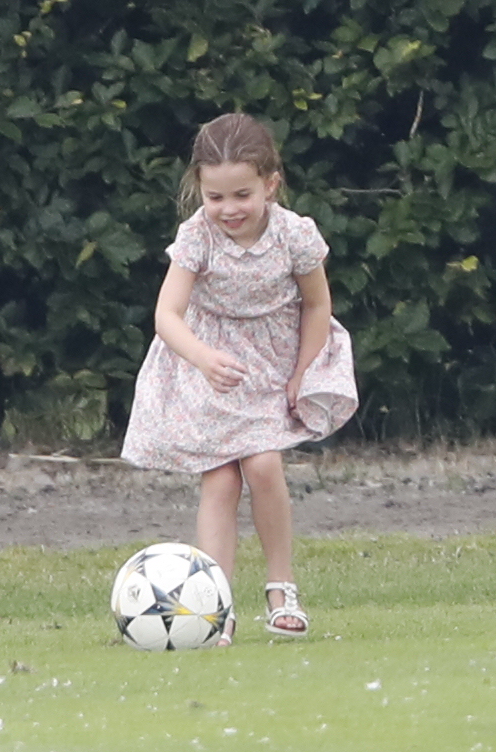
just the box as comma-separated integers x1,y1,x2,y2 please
121,203,358,473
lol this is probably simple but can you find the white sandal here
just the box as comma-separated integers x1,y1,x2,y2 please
265,582,309,637
217,611,236,647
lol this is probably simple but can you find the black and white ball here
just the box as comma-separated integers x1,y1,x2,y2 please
110,543,232,651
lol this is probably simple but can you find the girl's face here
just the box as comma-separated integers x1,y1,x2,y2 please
199,161,279,248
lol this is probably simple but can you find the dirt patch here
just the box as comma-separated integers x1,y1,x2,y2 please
0,441,495,549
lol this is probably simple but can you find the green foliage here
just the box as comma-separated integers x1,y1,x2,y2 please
0,0,495,443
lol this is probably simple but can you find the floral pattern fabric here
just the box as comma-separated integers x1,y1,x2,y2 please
121,203,358,473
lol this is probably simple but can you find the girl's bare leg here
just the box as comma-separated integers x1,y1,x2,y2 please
240,451,304,631
197,461,243,644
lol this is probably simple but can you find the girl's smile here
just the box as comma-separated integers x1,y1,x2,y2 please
199,161,279,248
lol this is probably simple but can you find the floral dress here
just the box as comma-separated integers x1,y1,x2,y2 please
121,203,358,473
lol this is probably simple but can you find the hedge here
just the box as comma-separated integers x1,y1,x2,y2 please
0,0,495,446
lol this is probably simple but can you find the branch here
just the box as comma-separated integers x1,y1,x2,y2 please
409,89,424,139
336,187,402,196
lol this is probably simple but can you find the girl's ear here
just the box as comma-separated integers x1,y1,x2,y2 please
264,171,281,200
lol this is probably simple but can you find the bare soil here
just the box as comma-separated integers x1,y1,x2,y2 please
0,441,495,549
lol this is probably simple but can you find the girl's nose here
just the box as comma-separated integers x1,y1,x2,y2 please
222,202,237,216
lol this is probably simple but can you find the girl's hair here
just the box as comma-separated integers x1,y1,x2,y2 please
178,113,285,218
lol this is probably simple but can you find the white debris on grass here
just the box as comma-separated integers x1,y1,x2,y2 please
0,719,4,731
223,727,237,736
365,679,382,691
35,678,72,692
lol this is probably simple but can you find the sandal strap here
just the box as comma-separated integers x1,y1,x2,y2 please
267,605,309,629
265,581,308,626
265,581,299,594
266,581,299,610
217,612,236,646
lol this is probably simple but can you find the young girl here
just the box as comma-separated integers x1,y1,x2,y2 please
121,113,358,645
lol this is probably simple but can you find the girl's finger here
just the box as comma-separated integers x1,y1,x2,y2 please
224,361,247,375
221,368,244,383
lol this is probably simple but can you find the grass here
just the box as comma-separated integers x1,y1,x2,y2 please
1,535,496,752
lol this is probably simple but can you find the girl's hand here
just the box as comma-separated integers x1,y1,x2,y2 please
286,373,303,417
198,348,247,393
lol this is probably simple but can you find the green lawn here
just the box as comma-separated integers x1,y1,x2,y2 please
1,535,496,751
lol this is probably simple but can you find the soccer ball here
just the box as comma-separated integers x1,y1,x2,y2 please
110,542,232,651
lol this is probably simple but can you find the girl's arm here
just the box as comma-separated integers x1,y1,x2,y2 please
155,261,246,392
287,263,332,410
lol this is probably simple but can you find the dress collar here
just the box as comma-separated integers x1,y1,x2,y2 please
202,204,284,258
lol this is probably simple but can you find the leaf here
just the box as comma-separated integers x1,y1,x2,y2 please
34,113,64,128
69,390,107,441
483,38,496,60
409,330,450,354
98,227,145,275
247,75,272,100
187,34,209,62
460,255,479,272
73,369,106,388
0,348,37,377
76,241,97,268
87,211,112,234
366,232,396,258
55,90,84,108
0,119,22,142
6,96,42,119
398,40,422,61
92,81,125,104
393,300,430,335
100,112,120,130
357,353,382,373
336,265,368,294
357,34,379,53
448,256,479,273
303,0,321,12
132,40,156,71
111,29,127,56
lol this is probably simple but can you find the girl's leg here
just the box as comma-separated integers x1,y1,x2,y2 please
240,451,304,631
197,461,242,645
197,461,243,581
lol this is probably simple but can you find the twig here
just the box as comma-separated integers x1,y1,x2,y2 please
409,89,424,139
336,187,402,196
9,453,80,463
7,453,126,465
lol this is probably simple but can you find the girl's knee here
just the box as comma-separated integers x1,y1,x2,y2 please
201,461,242,499
240,452,284,491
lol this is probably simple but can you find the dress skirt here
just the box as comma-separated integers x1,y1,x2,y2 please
121,302,358,473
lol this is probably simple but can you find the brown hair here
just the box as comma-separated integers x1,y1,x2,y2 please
178,113,285,218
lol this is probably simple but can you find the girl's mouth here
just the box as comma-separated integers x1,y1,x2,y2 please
222,217,245,230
